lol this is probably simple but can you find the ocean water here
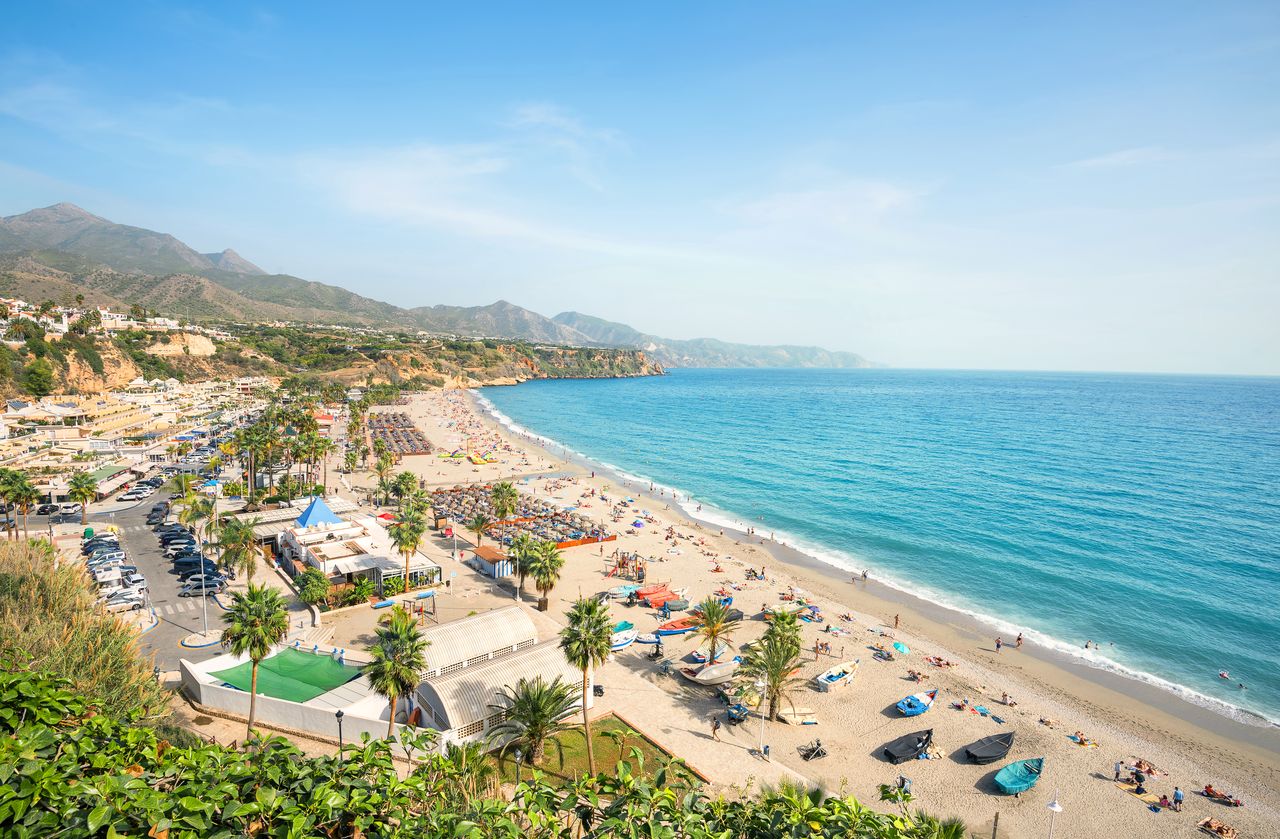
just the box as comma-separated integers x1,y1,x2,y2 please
480,369,1280,726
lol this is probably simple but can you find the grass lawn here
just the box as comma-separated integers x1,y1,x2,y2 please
495,715,674,783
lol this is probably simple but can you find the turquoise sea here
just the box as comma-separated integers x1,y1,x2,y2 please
480,369,1280,726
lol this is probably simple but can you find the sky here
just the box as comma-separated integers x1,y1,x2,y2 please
1,2,1278,375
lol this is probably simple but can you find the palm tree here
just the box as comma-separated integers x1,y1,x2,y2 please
365,605,429,738
486,676,580,765
0,469,17,540
389,509,426,592
510,532,535,601
393,471,418,509
171,472,198,499
490,481,518,520
559,597,612,775
693,596,740,665
528,540,564,612
9,477,41,540
527,540,563,614
314,437,336,490
220,584,289,737
219,516,262,581
67,472,98,527
467,513,491,547
740,629,805,722
372,459,394,505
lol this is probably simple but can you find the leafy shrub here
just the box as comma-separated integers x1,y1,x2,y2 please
295,568,331,605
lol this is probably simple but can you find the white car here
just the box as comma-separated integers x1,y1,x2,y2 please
103,591,147,613
60,503,83,517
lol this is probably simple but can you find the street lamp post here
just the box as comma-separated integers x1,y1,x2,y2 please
1046,790,1063,839
335,709,345,752
755,678,768,759
514,748,523,786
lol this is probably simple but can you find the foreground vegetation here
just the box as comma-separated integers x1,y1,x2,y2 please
0,664,965,838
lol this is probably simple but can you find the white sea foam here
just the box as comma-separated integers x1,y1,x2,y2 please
470,389,1280,729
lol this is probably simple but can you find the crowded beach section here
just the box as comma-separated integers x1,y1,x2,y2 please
344,389,1280,839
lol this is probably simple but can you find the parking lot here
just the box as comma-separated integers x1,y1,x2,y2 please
87,496,230,672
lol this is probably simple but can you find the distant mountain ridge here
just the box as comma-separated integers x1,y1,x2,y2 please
553,311,872,369
0,202,872,367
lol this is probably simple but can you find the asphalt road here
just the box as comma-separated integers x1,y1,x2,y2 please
86,500,228,672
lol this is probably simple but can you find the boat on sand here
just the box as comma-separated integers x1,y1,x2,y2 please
655,617,698,636
883,729,933,764
964,732,1015,764
610,629,638,651
679,660,740,686
814,659,859,692
895,689,938,716
777,706,817,725
994,757,1044,794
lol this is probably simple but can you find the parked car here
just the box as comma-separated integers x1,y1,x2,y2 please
178,579,226,597
103,591,147,613
178,572,225,588
87,551,126,565
118,491,144,502
160,534,196,548
122,573,148,593
162,541,198,556
36,503,59,516
174,559,218,576
60,503,83,517
82,539,120,554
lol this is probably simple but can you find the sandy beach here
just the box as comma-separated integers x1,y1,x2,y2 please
346,389,1280,838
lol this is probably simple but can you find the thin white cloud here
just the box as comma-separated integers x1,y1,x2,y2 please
1065,146,1178,169
505,101,624,190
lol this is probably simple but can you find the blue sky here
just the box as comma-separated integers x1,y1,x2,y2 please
2,2,1277,374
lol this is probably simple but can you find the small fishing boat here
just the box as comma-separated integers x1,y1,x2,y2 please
679,659,740,686
883,729,933,764
610,629,638,651
777,706,817,725
656,617,698,636
636,582,670,598
634,632,660,645
664,598,689,611
994,757,1044,795
814,659,859,692
607,584,641,599
895,689,938,717
691,639,732,663
964,732,1015,765
646,588,687,608
613,620,634,632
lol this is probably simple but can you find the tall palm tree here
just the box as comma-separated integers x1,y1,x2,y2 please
466,512,491,547
740,629,805,721
693,596,741,665
527,540,564,612
219,516,262,581
486,676,580,765
559,597,612,775
389,510,426,591
365,605,429,738
171,472,198,499
510,532,535,601
393,471,418,509
67,472,98,527
372,459,394,505
314,437,336,490
220,584,289,737
490,481,518,520
0,469,17,540
9,477,41,540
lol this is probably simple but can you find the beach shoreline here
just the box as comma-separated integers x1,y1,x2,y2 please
366,387,1280,835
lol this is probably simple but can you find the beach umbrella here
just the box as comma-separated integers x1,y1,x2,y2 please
632,520,644,528
893,642,911,655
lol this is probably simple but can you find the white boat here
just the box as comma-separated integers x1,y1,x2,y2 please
690,639,732,663
814,659,859,692
634,632,661,645
610,629,638,651
777,706,817,725
607,583,641,599
679,659,740,686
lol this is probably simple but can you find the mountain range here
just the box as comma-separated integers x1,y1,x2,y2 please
0,203,872,368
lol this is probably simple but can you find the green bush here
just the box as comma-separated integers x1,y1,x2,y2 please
295,568,331,605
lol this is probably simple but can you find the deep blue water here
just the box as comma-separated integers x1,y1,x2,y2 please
480,369,1280,726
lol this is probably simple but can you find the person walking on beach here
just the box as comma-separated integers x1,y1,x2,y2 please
995,637,1003,654
1173,786,1184,811
1015,633,1023,649
894,614,900,630
1114,760,1124,782
711,717,722,742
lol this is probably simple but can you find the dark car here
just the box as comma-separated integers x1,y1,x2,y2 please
159,532,195,545
177,566,222,582
36,503,59,516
